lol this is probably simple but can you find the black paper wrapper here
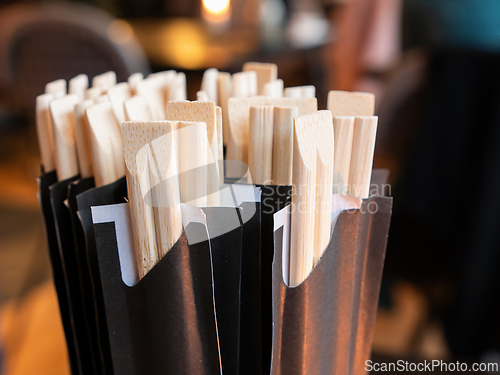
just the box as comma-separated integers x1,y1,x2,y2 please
93,221,221,375
38,171,82,375
75,177,128,375
271,196,393,375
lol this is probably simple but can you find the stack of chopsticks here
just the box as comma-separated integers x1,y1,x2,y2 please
36,63,378,285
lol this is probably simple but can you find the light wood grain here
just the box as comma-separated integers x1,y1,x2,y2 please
166,101,218,206
84,86,102,100
284,85,316,98
169,72,187,101
107,82,132,125
128,72,143,94
263,79,284,98
92,71,116,92
226,96,317,176
201,68,219,104
85,101,126,186
49,94,80,180
327,90,375,117
175,121,209,207
196,90,209,102
68,74,88,101
124,95,153,122
123,121,182,277
73,99,95,178
217,72,232,146
248,106,274,184
332,116,355,195
136,75,168,120
232,71,257,98
349,116,378,198
289,110,334,286
36,93,56,172
272,106,298,185
45,79,66,99
243,62,278,95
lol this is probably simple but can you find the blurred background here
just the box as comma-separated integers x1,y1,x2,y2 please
0,0,500,374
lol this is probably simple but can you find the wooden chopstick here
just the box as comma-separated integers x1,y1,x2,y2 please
289,110,334,287
92,71,117,92
45,79,66,99
69,74,89,101
232,71,257,98
217,72,232,146
73,99,95,179
349,116,378,199
123,121,182,278
36,93,56,173
284,85,316,98
272,106,298,185
263,79,284,98
124,95,153,122
242,62,278,95
49,94,80,180
85,101,125,186
166,101,219,206
107,82,133,125
201,68,219,105
327,90,375,117
332,116,355,195
248,106,274,185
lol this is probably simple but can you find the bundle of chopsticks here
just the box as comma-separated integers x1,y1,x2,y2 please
36,62,378,286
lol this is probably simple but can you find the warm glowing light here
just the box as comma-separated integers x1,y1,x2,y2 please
202,0,230,15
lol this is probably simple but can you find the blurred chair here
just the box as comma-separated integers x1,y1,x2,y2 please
0,2,150,125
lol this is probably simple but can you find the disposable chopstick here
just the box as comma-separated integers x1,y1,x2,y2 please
197,90,209,102
327,90,375,117
332,116,355,195
73,99,95,178
201,68,219,104
263,79,284,98
175,121,209,207
243,62,278,95
226,96,317,170
272,106,298,185
284,85,316,98
216,106,223,179
123,121,182,278
149,70,176,104
166,101,218,206
248,106,274,184
289,110,334,287
45,79,66,99
85,101,126,186
85,86,103,100
92,71,117,92
124,95,153,122
36,93,56,172
49,94,80,180
312,111,335,265
169,72,187,101
232,71,257,98
128,72,143,94
136,76,167,120
349,116,378,199
217,72,232,146
107,82,132,125
69,74,89,101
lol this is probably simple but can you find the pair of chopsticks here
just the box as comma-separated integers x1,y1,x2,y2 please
288,90,377,287
123,100,223,277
